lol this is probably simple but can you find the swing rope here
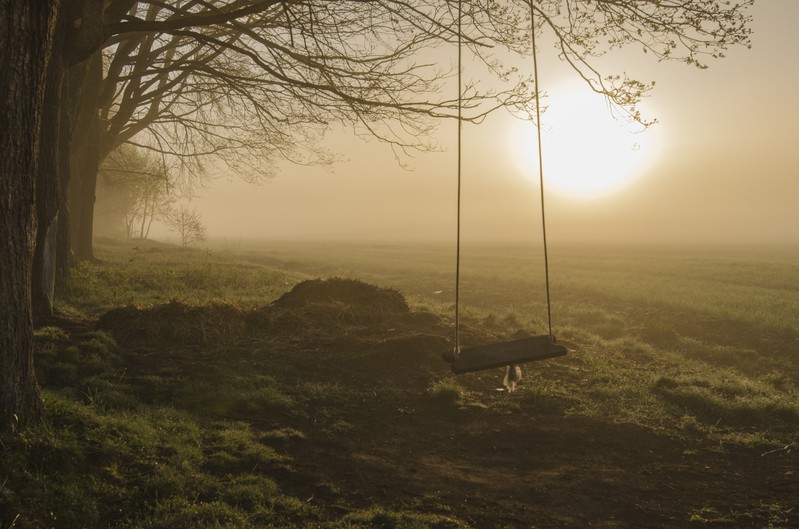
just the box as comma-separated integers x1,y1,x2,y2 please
529,1,554,341
453,0,554,361
454,0,463,357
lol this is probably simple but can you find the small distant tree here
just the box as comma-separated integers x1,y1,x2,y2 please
126,176,174,240
98,145,175,240
164,206,206,247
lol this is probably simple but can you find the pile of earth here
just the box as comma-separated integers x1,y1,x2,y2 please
270,277,409,313
97,278,446,347
96,300,249,346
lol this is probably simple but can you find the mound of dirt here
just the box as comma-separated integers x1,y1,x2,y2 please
272,278,409,315
247,278,418,334
98,279,444,346
97,301,248,346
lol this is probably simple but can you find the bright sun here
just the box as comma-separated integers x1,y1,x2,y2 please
508,81,661,199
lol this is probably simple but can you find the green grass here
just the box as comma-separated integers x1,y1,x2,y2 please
58,238,305,317
2,239,797,528
68,241,799,439
1,392,297,528
332,507,470,528
34,327,121,388
428,378,466,405
224,241,799,349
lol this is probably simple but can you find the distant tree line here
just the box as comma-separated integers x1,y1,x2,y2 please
1,0,752,426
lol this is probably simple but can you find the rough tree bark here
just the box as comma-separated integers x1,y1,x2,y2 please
0,0,61,427
31,17,67,322
61,0,107,265
54,60,91,290
31,0,105,319
68,52,104,263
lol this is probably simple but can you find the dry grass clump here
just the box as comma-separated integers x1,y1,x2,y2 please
97,300,248,345
429,378,465,405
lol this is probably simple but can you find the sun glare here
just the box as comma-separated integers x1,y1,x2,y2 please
508,82,661,199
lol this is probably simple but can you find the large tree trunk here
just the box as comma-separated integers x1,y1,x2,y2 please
54,63,87,291
31,0,100,320
0,0,61,427
31,218,59,321
31,27,67,322
68,52,104,263
52,56,95,292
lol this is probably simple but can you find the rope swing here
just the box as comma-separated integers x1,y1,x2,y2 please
444,0,566,375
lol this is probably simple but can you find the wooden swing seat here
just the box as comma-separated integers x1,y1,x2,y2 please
444,335,566,374
445,7,565,378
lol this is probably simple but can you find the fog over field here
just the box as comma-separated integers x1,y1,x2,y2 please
148,1,797,248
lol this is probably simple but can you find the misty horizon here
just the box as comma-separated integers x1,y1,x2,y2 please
92,3,798,250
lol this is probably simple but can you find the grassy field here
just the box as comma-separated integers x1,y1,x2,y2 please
220,240,799,438
2,239,797,528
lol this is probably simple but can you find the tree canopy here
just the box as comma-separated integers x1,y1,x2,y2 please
94,0,753,180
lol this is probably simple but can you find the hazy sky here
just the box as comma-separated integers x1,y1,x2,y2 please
180,2,798,246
